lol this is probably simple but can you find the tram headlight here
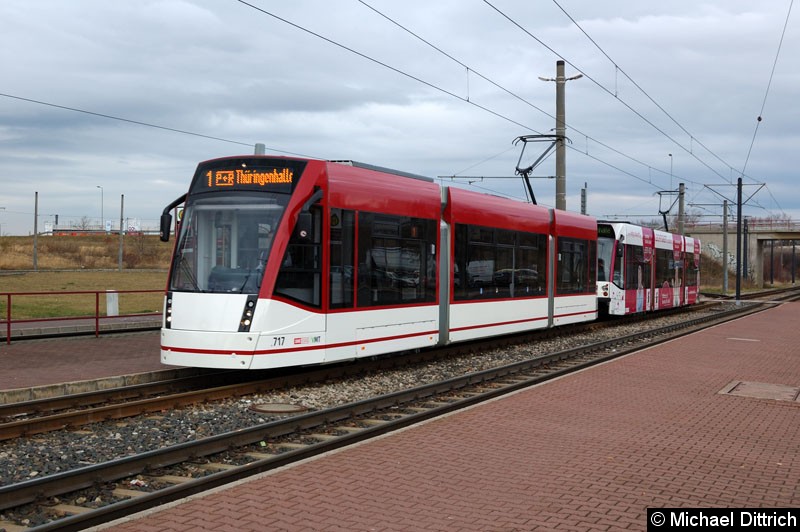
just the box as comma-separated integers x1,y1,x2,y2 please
238,295,258,332
165,292,174,329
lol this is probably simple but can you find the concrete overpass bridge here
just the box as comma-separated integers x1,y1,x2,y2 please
685,220,800,288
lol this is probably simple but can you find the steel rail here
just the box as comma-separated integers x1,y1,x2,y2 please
0,370,241,418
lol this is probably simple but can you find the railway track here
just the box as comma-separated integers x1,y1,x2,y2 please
700,284,800,301
0,300,724,442
0,298,781,531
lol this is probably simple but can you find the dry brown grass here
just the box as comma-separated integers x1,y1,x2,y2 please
0,234,172,270
0,270,167,292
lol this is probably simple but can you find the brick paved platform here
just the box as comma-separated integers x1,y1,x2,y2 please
102,302,800,531
0,331,176,402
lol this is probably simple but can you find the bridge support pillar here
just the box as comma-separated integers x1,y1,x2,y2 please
755,239,765,289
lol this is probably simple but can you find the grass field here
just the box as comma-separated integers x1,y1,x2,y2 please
0,234,170,319
0,271,166,319
0,234,172,270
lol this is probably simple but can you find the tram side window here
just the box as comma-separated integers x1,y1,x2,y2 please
491,230,514,299
655,249,674,287
685,252,699,287
557,237,594,295
274,209,322,307
330,209,355,309
517,232,548,297
624,245,651,291
453,224,547,300
356,212,437,307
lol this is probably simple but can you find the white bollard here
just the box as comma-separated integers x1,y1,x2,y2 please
106,290,119,317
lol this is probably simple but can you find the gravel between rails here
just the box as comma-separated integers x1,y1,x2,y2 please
0,305,737,486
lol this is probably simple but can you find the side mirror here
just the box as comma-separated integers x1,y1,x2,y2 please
616,242,624,258
160,193,187,243
294,211,313,242
160,213,172,242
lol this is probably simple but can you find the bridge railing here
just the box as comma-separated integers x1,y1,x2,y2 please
685,221,800,233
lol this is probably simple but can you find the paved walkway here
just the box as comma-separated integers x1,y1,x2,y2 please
100,302,800,531
0,331,167,400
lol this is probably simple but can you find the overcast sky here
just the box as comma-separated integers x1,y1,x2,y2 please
0,0,797,236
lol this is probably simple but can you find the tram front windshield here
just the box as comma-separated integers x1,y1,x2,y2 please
597,236,615,283
169,193,289,294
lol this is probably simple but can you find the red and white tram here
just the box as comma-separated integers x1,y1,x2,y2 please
596,222,700,316
159,155,598,370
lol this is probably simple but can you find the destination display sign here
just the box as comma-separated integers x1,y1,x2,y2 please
205,168,294,188
189,158,307,195
597,224,615,238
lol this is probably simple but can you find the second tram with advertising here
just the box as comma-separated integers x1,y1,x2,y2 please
596,222,700,316
159,155,599,370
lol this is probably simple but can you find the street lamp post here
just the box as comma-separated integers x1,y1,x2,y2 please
96,185,104,231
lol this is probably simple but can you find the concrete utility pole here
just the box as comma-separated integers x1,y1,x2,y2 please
580,182,587,215
118,194,125,271
539,60,582,211
33,192,38,271
97,185,104,232
678,183,685,235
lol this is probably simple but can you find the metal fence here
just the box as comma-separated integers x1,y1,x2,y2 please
1,289,163,344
